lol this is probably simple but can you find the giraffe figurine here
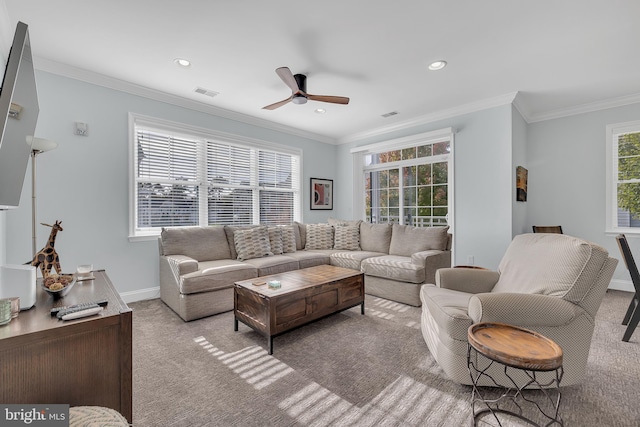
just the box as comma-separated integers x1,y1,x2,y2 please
28,220,63,277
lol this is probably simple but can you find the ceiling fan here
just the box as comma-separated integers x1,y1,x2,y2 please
262,67,350,110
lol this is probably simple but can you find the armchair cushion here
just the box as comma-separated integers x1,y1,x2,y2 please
435,268,500,293
421,284,474,341
494,233,609,303
468,293,579,326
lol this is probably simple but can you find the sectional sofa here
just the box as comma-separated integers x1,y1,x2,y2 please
158,219,451,321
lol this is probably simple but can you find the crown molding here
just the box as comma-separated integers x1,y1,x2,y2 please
526,92,640,123
0,6,13,59
32,56,337,145
338,92,519,145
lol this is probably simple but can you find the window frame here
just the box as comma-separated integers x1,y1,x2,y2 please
350,127,455,231
128,113,302,241
606,120,640,235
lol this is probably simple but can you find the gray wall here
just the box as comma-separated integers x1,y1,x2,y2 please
3,71,337,299
512,105,528,234
335,105,515,270
526,102,640,291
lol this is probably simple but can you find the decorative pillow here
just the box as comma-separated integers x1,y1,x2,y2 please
267,227,284,255
234,226,273,261
333,225,361,251
305,223,334,250
281,225,297,253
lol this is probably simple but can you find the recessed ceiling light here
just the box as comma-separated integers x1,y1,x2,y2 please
315,108,326,114
428,60,447,71
174,58,191,68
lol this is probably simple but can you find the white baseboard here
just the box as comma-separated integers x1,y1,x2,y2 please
608,279,634,293
120,286,160,304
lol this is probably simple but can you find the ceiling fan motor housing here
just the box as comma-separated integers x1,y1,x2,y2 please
294,74,307,93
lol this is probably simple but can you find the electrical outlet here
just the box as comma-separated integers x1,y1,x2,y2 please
467,255,474,265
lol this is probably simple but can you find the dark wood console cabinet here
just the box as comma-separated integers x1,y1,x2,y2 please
0,271,132,423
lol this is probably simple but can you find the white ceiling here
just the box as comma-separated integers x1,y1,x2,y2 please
3,0,640,144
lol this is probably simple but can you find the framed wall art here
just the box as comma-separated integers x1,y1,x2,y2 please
310,178,333,210
516,166,528,202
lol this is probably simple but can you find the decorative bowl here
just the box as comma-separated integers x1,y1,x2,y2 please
41,274,77,299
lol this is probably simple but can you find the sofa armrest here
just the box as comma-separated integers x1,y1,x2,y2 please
435,268,499,293
411,250,451,284
163,255,199,276
468,293,580,326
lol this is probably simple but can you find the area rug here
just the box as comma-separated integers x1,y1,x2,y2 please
131,291,640,426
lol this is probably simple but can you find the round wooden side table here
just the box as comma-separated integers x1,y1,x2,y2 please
467,322,564,426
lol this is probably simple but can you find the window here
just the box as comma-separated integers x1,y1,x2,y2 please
607,120,640,233
129,114,301,239
353,128,453,228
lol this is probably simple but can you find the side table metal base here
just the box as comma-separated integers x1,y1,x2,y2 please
468,345,564,427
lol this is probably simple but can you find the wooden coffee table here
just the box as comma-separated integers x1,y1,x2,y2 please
234,265,364,354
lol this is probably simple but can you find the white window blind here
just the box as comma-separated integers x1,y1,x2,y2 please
130,115,301,238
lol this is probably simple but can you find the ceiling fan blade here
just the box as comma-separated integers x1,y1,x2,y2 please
275,67,300,92
307,94,350,105
262,96,293,110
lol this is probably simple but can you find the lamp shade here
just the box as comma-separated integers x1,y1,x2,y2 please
26,136,57,153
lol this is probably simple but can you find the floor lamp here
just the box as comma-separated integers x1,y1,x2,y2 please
27,137,57,257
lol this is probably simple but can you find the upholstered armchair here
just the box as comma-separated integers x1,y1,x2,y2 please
420,233,617,386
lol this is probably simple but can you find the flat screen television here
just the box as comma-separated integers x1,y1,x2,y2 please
0,22,39,210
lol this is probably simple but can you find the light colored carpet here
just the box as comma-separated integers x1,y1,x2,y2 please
130,290,640,426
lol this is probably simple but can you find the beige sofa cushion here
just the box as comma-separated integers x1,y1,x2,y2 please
283,251,330,269
294,221,306,250
389,224,450,256
330,251,385,270
361,255,425,283
493,233,609,303
234,227,273,261
180,260,257,294
161,226,231,261
359,223,392,253
242,255,299,276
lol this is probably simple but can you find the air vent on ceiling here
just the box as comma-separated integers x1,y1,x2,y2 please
381,111,398,118
194,87,219,98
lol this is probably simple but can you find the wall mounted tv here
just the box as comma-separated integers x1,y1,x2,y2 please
0,21,39,210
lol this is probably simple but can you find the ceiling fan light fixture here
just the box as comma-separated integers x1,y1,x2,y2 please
292,95,307,105
428,60,447,71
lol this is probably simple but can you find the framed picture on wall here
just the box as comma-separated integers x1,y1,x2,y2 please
310,178,333,210
516,166,528,202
